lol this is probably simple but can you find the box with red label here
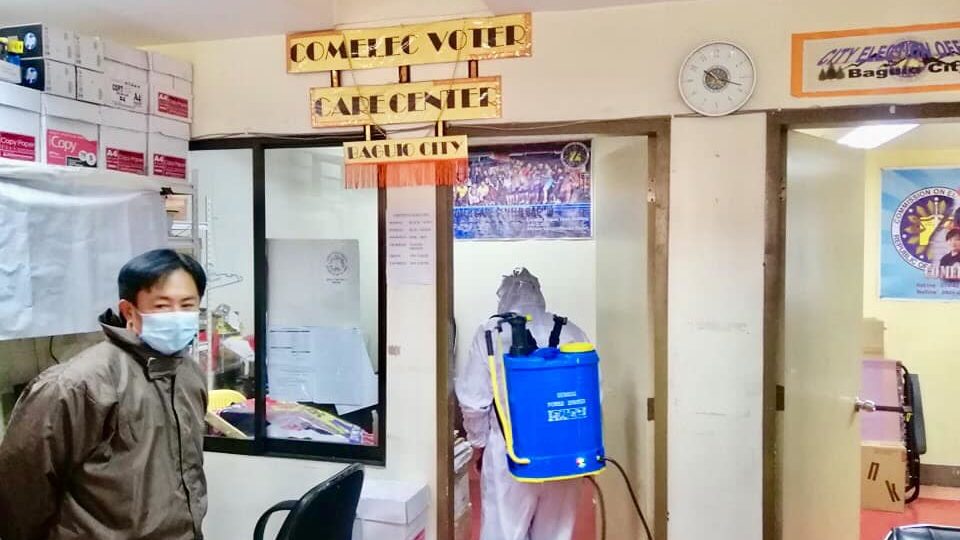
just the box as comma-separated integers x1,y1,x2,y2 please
40,94,100,168
100,107,146,175
148,115,188,179
352,480,429,540
103,39,148,113
0,83,41,162
148,52,192,123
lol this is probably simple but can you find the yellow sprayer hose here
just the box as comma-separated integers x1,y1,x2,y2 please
488,334,530,465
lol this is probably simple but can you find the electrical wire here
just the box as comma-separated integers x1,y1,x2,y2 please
587,475,606,540
48,336,60,364
604,456,654,540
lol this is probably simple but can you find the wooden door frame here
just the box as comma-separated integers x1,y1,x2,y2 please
763,102,960,540
436,117,672,540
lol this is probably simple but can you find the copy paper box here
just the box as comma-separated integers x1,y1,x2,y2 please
0,83,41,162
147,115,189,179
75,34,103,72
1,24,75,64
103,39,148,113
40,94,100,167
0,61,21,84
76,67,105,104
19,58,75,98
148,71,192,122
148,51,193,82
100,107,146,175
861,442,907,513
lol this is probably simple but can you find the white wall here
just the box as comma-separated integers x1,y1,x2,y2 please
669,114,766,540
147,1,960,538
453,240,596,357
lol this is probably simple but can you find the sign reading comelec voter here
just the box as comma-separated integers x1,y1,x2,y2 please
288,14,532,73
792,21,960,97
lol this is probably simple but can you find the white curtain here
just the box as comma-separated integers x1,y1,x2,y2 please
0,174,168,339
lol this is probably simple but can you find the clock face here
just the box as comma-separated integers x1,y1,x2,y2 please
678,42,757,117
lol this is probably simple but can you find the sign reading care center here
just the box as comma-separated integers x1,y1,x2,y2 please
310,77,501,128
792,21,960,97
288,14,532,72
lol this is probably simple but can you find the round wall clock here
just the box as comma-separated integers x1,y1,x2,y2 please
678,41,757,117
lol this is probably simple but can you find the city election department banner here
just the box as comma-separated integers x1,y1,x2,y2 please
881,167,960,300
792,21,960,97
454,141,592,240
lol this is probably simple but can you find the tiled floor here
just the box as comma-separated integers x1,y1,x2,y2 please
861,487,960,540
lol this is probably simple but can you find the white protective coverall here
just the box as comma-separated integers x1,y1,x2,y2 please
456,268,589,540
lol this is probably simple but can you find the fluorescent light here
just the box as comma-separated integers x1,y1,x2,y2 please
837,123,919,149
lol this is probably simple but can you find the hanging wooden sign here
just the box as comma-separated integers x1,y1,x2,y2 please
310,77,501,128
343,135,469,189
288,13,532,73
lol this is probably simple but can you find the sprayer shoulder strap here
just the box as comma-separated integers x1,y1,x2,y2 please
548,315,569,349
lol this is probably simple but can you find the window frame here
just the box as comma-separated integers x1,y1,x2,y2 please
191,135,387,465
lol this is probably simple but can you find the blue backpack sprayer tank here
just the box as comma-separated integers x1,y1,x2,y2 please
485,313,605,482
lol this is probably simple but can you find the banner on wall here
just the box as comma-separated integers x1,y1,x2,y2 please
792,21,960,98
454,141,592,240
881,167,960,300
310,77,501,128
288,13,532,73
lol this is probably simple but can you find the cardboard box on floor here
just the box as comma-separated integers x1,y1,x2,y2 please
862,442,907,513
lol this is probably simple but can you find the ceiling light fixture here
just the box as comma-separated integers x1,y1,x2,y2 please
837,123,919,149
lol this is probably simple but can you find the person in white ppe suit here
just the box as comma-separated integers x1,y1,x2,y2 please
456,268,589,540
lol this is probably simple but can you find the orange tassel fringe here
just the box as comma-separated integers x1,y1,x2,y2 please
345,159,468,189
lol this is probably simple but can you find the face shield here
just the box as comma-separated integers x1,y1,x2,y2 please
496,268,547,315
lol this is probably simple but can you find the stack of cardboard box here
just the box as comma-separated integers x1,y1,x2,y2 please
0,23,191,179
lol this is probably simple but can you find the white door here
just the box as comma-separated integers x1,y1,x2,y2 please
782,131,866,540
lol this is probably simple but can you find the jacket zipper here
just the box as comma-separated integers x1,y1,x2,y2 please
170,375,198,538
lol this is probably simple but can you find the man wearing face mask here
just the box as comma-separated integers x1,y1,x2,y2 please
0,249,208,540
456,268,590,540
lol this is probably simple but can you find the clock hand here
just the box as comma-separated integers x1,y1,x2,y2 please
703,70,743,86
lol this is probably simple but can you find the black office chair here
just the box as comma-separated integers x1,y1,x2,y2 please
885,525,960,539
253,463,364,540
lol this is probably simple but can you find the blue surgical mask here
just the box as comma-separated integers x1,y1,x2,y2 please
138,311,199,355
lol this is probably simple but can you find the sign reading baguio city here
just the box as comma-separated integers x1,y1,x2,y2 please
287,13,532,72
792,21,960,97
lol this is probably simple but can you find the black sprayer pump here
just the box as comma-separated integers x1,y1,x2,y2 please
491,312,538,356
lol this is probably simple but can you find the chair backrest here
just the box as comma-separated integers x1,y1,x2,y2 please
887,525,960,540
278,463,365,540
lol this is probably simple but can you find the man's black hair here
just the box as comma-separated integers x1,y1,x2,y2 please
118,249,207,302
948,228,960,242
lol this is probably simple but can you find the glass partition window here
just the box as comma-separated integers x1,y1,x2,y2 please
191,149,256,441
192,141,386,463
264,147,383,448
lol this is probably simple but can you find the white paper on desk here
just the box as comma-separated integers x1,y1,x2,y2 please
267,326,378,409
267,239,361,327
386,208,435,286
